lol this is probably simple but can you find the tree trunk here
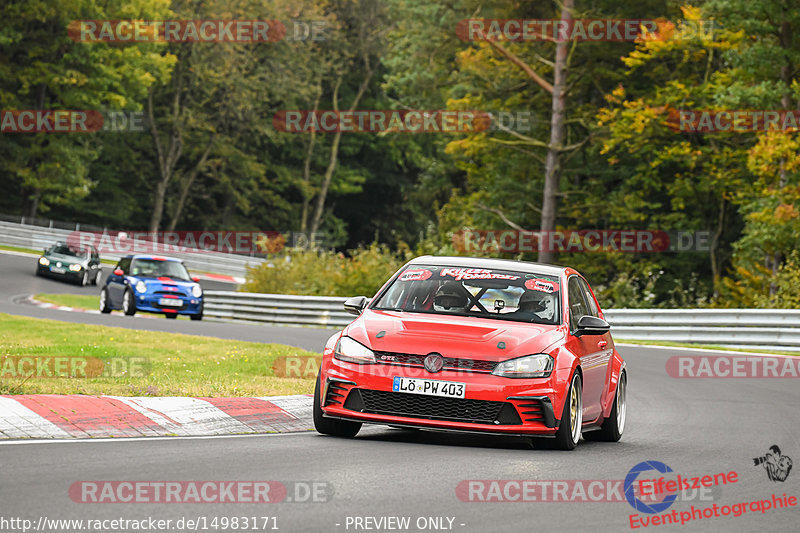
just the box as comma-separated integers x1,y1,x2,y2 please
167,134,216,232
309,61,373,235
300,88,322,233
147,63,184,233
537,0,572,264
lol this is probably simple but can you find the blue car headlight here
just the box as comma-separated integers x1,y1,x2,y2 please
135,280,147,293
191,284,202,298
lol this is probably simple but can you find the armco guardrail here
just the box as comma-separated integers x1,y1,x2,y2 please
203,292,800,351
0,220,264,278
204,291,352,328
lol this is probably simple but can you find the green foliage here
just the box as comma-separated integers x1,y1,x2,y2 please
754,252,800,308
242,243,413,297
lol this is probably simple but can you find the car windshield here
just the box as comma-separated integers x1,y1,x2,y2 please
130,259,191,281
372,265,561,325
49,244,88,258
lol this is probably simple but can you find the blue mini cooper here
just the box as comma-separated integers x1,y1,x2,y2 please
100,255,203,320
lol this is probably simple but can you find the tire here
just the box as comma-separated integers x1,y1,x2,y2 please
549,372,583,451
165,314,178,319
190,314,203,321
585,371,626,442
99,288,112,314
313,373,361,438
92,270,101,286
80,270,89,286
122,289,136,316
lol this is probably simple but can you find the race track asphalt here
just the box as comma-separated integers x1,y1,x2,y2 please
1,251,798,532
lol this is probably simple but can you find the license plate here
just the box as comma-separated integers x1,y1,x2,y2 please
158,298,183,307
392,376,465,398
50,267,65,274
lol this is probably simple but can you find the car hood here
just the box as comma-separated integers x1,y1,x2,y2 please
132,276,197,291
344,309,564,361
45,253,88,265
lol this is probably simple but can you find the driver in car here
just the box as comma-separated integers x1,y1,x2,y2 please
514,290,556,322
433,282,470,314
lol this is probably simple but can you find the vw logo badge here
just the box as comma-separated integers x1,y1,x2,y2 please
424,353,444,373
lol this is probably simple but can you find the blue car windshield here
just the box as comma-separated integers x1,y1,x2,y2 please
372,266,562,325
131,259,191,281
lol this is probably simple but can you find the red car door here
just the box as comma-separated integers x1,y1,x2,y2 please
566,276,607,422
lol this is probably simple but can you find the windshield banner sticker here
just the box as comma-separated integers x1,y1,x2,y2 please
440,268,521,281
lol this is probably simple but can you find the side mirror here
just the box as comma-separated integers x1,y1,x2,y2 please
574,315,610,337
343,296,369,316
192,276,200,282
113,268,124,276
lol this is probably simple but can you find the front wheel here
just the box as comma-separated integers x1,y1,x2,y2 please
122,289,136,316
190,313,203,321
92,270,101,286
543,372,582,451
585,371,626,442
313,373,361,438
99,288,112,314
80,270,89,286
165,314,178,319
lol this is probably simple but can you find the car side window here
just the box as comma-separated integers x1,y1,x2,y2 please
568,277,590,331
578,278,600,318
118,258,131,274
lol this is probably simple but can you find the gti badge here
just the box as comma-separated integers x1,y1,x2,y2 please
424,353,444,373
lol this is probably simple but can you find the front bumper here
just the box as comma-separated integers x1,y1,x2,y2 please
135,294,203,315
38,265,85,282
320,358,560,436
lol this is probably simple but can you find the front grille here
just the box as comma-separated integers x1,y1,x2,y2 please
374,352,497,373
155,290,187,297
346,388,519,425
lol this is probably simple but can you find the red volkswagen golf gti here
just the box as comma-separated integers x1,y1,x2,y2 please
314,256,627,450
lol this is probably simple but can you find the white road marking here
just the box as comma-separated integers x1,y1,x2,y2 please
0,397,72,438
106,396,252,436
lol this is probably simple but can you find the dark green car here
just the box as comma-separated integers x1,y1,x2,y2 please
36,242,102,286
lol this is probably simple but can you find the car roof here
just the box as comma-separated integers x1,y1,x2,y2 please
123,254,182,262
407,255,565,276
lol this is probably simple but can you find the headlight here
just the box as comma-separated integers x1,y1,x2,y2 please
191,285,202,298
334,336,375,364
491,354,554,378
135,281,147,293
39,257,50,266
69,263,82,272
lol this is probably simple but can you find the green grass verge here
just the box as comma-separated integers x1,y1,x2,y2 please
0,313,318,396
36,293,98,310
616,338,799,356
